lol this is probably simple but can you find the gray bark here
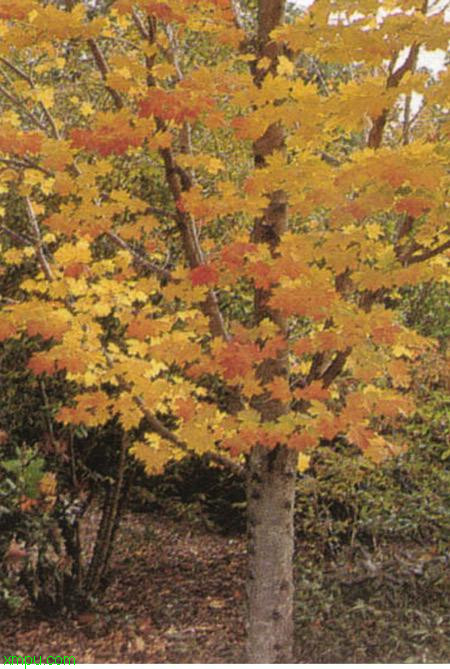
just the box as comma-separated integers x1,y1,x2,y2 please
246,445,297,662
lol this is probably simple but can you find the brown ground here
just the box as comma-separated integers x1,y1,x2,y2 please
3,511,447,663
1,514,247,663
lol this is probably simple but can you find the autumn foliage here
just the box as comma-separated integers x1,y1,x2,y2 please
0,0,448,480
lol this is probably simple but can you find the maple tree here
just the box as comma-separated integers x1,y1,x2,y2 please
0,0,448,661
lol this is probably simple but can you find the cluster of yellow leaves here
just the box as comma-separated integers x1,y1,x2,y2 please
130,435,183,475
272,1,448,65
0,3,103,52
0,0,447,476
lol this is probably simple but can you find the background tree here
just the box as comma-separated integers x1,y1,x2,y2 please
0,0,448,661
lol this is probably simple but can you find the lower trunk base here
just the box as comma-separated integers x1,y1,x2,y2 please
246,444,297,663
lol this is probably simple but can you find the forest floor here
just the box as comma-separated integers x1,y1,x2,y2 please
1,509,448,663
1,513,247,663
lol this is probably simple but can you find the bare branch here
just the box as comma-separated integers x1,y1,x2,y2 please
105,231,171,280
87,39,124,110
25,196,54,281
158,145,230,340
133,395,243,474
230,0,245,30
40,103,61,140
0,58,33,86
406,239,450,265
402,93,413,145
0,224,34,246
368,0,425,152
163,24,184,82
0,156,53,177
1,56,61,139
131,8,150,40
321,348,352,388
387,43,421,88
143,205,178,220
0,84,48,132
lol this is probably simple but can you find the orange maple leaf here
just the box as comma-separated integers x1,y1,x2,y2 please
394,197,430,218
287,432,317,452
175,397,197,422
294,381,330,402
215,340,261,380
190,264,219,286
267,377,291,402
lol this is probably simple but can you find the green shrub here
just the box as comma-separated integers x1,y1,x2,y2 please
0,426,136,617
294,541,449,663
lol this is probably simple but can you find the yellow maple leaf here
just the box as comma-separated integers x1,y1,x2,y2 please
297,453,311,473
130,437,176,475
257,56,272,70
3,248,24,264
80,102,94,116
34,87,54,108
392,344,414,358
112,393,142,430
366,223,383,240
277,56,294,77
54,240,91,266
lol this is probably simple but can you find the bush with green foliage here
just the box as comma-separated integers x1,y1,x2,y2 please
0,416,136,617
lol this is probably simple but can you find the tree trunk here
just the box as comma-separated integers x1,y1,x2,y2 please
246,444,297,662
245,1,296,661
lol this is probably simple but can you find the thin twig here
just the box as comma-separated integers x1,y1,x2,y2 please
0,84,48,132
40,379,56,444
0,224,34,246
0,58,34,86
0,157,53,177
105,231,171,280
1,55,61,139
25,196,54,281
402,93,413,145
40,103,60,140
131,8,150,40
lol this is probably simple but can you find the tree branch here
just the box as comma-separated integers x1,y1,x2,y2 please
320,348,352,388
257,0,286,44
405,238,450,265
0,58,33,86
368,18,424,150
25,196,54,282
133,395,243,474
0,84,48,132
158,146,230,340
86,39,124,110
103,347,243,474
136,17,230,341
0,224,34,246
0,150,54,177
105,231,171,280
131,7,150,40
